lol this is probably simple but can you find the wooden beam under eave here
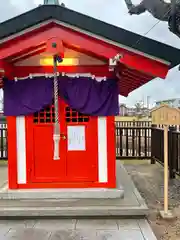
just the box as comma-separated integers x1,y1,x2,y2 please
119,80,134,92
117,70,149,88
9,46,47,63
121,78,148,91
119,76,146,93
119,78,138,89
121,54,169,79
118,65,153,85
122,68,152,81
122,76,152,90
13,65,114,78
117,82,129,96
117,62,157,87
116,73,138,93
119,90,128,97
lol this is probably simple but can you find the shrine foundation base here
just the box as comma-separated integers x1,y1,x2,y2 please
0,161,148,217
0,185,124,200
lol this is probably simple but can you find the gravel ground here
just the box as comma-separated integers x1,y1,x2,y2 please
124,161,180,240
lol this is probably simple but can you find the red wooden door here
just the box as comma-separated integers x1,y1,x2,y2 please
64,104,98,182
30,100,67,183
29,99,98,183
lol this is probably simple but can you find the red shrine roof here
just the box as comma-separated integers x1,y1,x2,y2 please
0,4,180,96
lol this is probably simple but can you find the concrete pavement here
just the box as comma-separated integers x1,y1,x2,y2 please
0,218,157,239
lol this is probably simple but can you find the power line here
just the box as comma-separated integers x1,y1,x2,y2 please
130,3,173,48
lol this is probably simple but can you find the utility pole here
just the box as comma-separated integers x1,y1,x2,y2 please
147,96,150,109
146,96,150,118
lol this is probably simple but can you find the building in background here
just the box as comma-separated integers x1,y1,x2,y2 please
119,104,128,116
155,98,180,108
119,104,150,117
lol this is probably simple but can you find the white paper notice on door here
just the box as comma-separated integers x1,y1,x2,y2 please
67,126,86,151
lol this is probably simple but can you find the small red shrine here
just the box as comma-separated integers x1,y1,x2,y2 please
0,2,180,191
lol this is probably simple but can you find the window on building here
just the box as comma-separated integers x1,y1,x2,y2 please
65,107,89,123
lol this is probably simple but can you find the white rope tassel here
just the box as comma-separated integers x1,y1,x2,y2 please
53,56,60,160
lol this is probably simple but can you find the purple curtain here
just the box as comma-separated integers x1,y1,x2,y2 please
4,77,53,116
58,76,119,116
3,76,119,116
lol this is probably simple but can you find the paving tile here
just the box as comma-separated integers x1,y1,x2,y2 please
76,219,118,230
117,219,140,230
96,230,120,239
0,220,10,226
49,230,74,240
24,220,37,228
6,220,36,229
0,221,13,231
0,219,157,240
120,229,145,240
6,228,51,240
0,227,11,237
96,229,144,240
0,235,9,240
35,219,76,230
71,230,97,240
138,219,157,240
0,220,26,236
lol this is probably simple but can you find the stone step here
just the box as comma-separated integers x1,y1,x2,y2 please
0,185,124,200
0,198,149,217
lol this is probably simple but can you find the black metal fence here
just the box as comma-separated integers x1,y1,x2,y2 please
116,121,180,178
0,123,7,160
151,124,180,178
117,121,151,128
115,121,151,159
0,121,152,161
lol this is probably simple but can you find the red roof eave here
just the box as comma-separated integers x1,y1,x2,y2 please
0,22,170,78
118,64,155,96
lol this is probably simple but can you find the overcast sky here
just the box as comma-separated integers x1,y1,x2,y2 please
1,0,180,107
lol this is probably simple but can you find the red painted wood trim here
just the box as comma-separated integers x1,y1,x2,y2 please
0,24,169,78
7,117,18,189
122,66,152,79
0,60,14,79
121,82,145,92
122,72,151,82
14,66,152,81
11,48,47,64
0,26,118,59
121,55,169,78
121,76,150,86
13,65,113,78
